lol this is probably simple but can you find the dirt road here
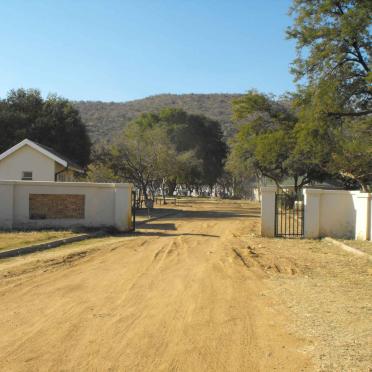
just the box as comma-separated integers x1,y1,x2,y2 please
0,202,369,371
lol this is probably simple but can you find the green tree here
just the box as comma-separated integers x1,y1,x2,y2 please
287,0,371,117
90,109,225,197
109,118,178,200
0,89,91,167
225,142,258,198
85,164,120,183
287,0,372,190
158,108,227,190
331,117,372,191
165,150,202,196
229,91,329,192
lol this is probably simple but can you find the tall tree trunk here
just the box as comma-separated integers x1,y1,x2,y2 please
141,182,148,202
162,178,166,204
359,180,369,193
293,175,298,195
167,180,177,197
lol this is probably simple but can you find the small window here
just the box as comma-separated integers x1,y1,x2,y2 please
57,173,65,182
22,171,33,181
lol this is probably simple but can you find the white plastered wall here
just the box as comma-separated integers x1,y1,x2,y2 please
260,187,276,237
317,190,359,238
261,188,371,240
0,181,133,231
303,189,370,240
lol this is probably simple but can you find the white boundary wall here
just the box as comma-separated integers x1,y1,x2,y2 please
261,187,371,240
0,181,133,231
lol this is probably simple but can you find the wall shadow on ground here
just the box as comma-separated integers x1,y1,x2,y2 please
137,207,260,221
137,222,177,231
130,231,220,238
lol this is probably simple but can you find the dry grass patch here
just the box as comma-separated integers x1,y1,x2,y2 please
236,235,372,372
0,230,78,252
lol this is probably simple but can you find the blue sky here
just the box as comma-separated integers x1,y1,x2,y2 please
0,0,296,102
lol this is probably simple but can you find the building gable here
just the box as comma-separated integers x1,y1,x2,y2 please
0,139,68,167
0,145,56,181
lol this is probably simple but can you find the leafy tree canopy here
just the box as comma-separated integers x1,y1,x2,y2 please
286,0,372,191
229,91,330,191
89,108,226,198
331,117,372,190
0,89,91,167
158,108,227,187
287,0,371,117
110,120,178,199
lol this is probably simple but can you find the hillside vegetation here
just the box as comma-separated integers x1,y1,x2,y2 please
74,93,241,142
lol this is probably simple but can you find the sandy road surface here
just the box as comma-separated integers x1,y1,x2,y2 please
0,203,312,371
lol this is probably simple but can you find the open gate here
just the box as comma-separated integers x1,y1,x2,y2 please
275,192,304,238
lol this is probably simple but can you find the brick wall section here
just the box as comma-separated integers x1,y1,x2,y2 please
29,194,85,219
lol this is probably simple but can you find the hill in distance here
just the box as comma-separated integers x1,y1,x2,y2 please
74,93,242,143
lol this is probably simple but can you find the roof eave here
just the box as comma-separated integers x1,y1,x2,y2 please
67,164,85,173
0,139,84,172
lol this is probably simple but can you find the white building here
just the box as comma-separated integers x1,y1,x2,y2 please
0,139,83,182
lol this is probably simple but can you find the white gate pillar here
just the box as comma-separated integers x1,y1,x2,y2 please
261,187,276,237
303,189,322,238
114,184,133,231
355,192,372,240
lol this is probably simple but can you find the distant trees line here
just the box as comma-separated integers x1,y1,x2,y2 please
74,93,240,142
1,84,370,195
0,89,242,199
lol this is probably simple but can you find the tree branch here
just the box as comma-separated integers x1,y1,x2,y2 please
327,110,372,118
351,41,370,73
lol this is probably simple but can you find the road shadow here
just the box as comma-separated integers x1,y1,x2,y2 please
131,231,220,238
179,209,260,219
123,204,260,238
138,208,260,220
137,222,177,231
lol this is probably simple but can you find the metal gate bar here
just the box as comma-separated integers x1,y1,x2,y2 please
275,192,304,238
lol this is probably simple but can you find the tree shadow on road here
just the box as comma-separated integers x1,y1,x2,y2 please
176,209,260,219
133,222,219,238
131,231,220,238
137,207,260,220
137,222,177,230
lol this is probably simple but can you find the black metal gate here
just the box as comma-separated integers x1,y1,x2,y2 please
275,192,304,238
130,190,136,232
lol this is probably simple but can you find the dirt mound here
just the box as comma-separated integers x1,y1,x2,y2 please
232,244,299,275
